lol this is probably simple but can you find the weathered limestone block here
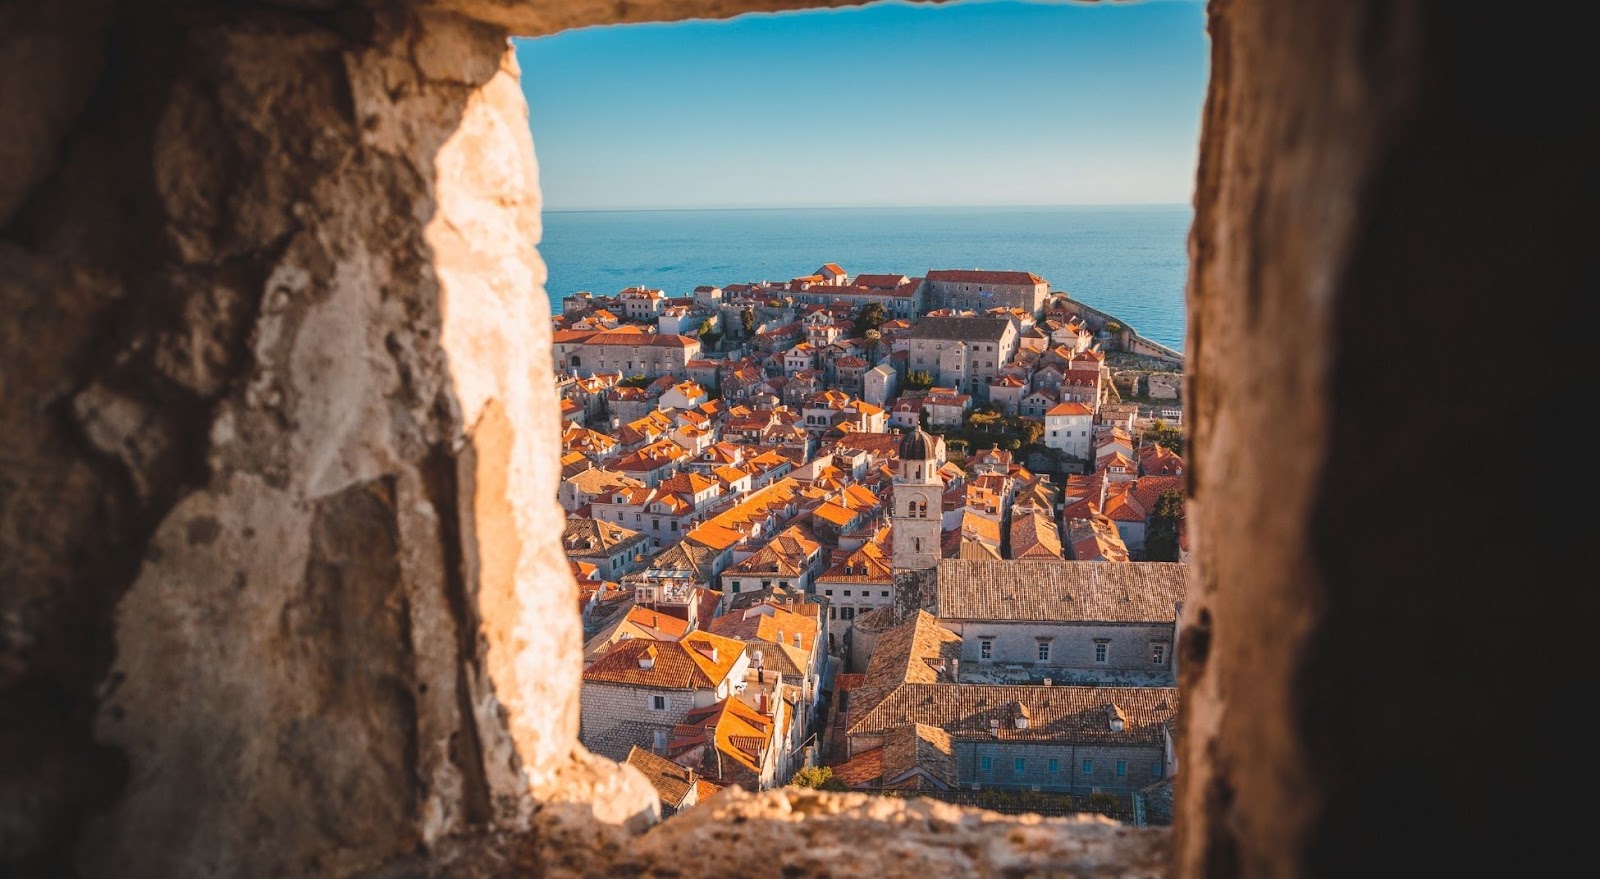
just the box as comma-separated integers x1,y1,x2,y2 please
383,787,1167,879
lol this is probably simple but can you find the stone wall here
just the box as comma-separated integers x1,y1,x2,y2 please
579,682,700,744
946,621,1172,678
3,0,1588,877
1,3,662,874
956,742,1167,797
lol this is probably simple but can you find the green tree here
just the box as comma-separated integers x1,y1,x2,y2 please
863,328,883,362
1144,488,1185,562
617,373,651,389
967,411,1003,433
1013,419,1045,447
697,317,722,347
790,765,846,791
852,302,888,337
1144,422,1184,455
740,307,756,336
1003,438,1022,451
905,370,934,391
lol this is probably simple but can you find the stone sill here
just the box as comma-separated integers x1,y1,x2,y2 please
375,786,1169,879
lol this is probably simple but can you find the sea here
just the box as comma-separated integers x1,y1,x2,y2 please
539,205,1191,352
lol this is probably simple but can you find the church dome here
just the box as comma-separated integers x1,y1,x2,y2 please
899,428,938,462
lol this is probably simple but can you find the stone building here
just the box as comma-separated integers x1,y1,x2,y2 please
933,558,1186,685
580,631,751,749
905,316,1019,400
570,330,702,379
562,517,649,580
890,429,945,573
924,270,1050,315
840,611,1177,798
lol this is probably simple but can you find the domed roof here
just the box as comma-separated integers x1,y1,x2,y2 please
899,428,938,462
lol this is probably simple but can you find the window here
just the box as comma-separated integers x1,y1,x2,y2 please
1048,758,1059,773
731,581,740,593
828,607,837,620
843,590,852,597
1152,643,1167,666
980,755,992,772
824,589,833,596
1150,761,1164,778
1082,759,1094,775
979,639,993,660
840,607,856,620
1095,642,1108,663
1014,758,1026,773
1116,760,1127,777
881,590,890,598
650,695,667,711
1037,641,1051,662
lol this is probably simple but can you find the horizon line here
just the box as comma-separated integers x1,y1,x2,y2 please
542,201,1193,214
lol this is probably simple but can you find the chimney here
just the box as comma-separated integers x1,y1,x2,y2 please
1043,677,1053,687
950,658,959,680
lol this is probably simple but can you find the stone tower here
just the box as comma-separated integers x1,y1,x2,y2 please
890,428,945,572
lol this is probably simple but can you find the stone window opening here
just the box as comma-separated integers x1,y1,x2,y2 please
0,1,1551,876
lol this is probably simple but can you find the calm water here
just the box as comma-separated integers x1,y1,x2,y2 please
539,205,1191,352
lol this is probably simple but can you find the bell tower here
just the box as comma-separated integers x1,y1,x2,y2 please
890,428,945,572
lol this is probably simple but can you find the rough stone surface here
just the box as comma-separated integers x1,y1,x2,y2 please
377,787,1169,879
1179,2,1593,878
0,2,642,874
426,0,898,36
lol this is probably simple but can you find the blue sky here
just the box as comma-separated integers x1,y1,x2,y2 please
515,0,1208,211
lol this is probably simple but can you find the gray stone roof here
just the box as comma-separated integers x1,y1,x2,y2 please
907,316,1014,343
933,559,1186,623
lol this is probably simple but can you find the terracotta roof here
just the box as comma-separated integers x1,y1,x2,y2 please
934,559,1187,623
925,269,1047,286
852,273,910,289
818,540,893,582
1007,509,1063,560
585,330,698,348
1046,401,1094,417
1138,444,1187,476
563,517,645,555
583,631,746,689
669,697,773,779
831,747,885,788
880,723,956,790
1066,512,1131,562
658,471,718,495
564,468,641,495
623,606,691,640
850,681,1177,745
625,745,702,810
957,510,1002,545
707,603,819,654
633,542,718,583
